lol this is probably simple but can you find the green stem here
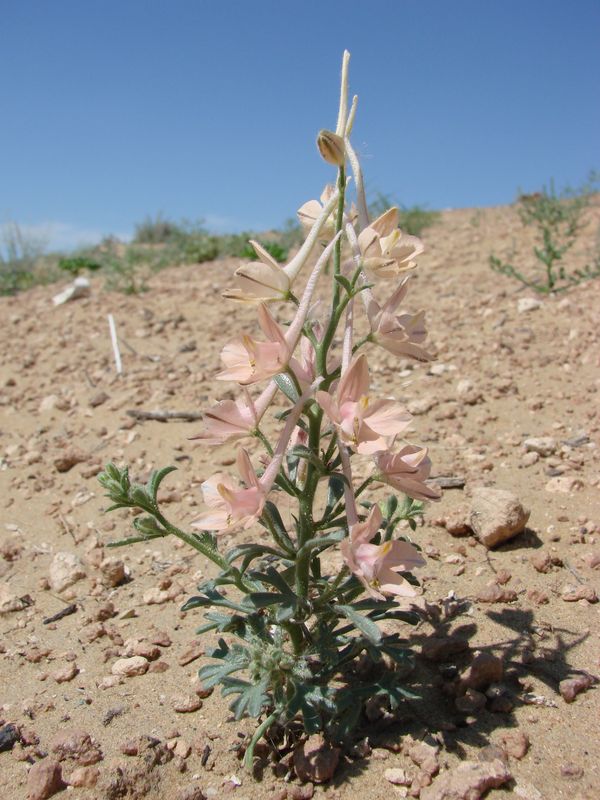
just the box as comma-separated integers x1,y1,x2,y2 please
243,710,279,771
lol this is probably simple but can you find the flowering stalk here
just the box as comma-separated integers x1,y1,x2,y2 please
98,51,441,771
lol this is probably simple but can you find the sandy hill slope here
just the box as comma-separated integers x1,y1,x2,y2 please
0,203,599,799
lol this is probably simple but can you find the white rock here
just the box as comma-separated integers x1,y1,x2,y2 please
0,582,27,614
49,552,86,592
111,656,149,677
523,437,556,457
517,297,542,313
469,488,530,548
143,588,170,605
52,276,91,306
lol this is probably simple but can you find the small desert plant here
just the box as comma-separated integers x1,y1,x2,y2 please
98,51,440,771
490,174,600,293
369,192,440,237
58,255,102,277
0,221,47,295
102,246,151,294
241,240,288,263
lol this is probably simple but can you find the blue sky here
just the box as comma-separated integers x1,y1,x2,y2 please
2,0,599,250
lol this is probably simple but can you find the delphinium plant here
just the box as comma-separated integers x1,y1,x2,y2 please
98,51,440,771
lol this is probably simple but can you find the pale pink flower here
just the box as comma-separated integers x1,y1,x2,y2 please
191,449,265,532
297,185,357,239
216,304,289,385
374,445,441,501
366,277,433,362
358,207,424,279
341,505,425,600
190,398,256,446
223,240,290,303
316,354,412,454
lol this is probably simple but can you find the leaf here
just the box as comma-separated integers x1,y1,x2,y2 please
324,474,345,517
296,530,344,559
132,515,168,538
333,604,382,645
334,274,353,296
199,640,249,688
182,587,250,613
274,373,299,403
146,465,177,503
221,677,271,719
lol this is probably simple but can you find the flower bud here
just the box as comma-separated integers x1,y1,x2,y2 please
316,129,345,167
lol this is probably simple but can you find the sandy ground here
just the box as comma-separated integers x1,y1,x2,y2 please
1,202,599,800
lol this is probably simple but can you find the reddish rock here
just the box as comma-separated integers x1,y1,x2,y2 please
52,663,79,684
530,551,552,573
67,766,100,787
178,640,204,666
476,583,517,603
561,585,598,603
459,652,503,692
50,729,102,765
420,759,511,800
559,673,596,703
293,735,341,784
53,449,87,473
498,731,529,759
27,759,65,800
421,636,470,662
172,694,202,713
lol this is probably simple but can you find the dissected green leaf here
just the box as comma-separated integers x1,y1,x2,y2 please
333,604,382,645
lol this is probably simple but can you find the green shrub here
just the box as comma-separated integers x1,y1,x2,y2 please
241,240,288,263
490,173,600,293
58,256,102,276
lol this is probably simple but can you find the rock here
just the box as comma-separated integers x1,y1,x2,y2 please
27,759,65,800
100,557,127,588
177,786,207,800
290,784,314,800
560,762,584,779
0,723,20,752
172,694,202,713
545,476,583,493
293,734,341,784
530,551,552,573
561,585,598,603
420,759,511,800
50,729,103,765
384,767,411,785
89,390,109,408
469,488,530,548
52,276,91,305
178,640,204,666
0,582,29,614
52,663,79,683
53,448,87,473
143,588,170,605
459,652,503,692
455,689,486,713
67,765,100,788
433,510,471,537
406,737,439,777
421,636,470,662
111,656,149,677
498,731,529,759
49,552,86,592
39,394,70,413
523,437,556,457
174,739,191,759
476,583,517,603
559,673,596,702
517,297,542,313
